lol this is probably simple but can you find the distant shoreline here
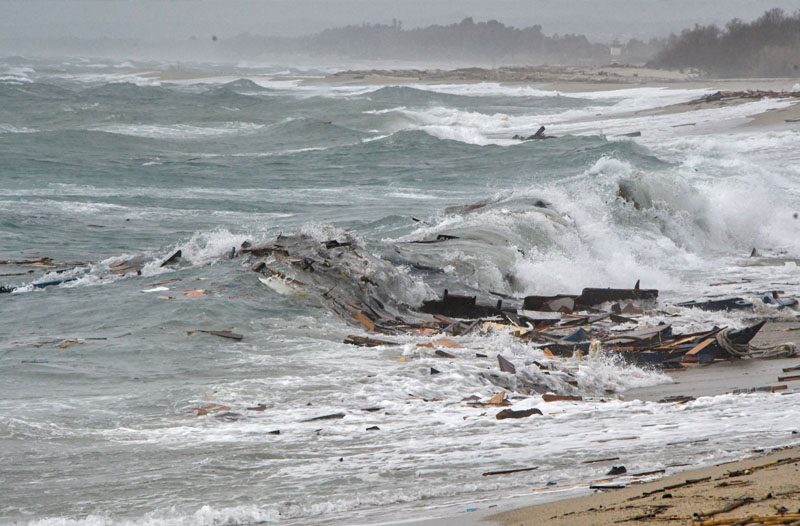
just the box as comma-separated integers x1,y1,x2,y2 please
315,65,800,93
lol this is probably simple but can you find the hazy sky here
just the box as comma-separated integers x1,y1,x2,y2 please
2,0,798,41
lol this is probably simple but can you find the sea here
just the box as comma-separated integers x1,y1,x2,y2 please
1,56,800,525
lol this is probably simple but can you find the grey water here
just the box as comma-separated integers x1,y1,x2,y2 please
2,57,800,525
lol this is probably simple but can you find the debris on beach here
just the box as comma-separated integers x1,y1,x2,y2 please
690,89,800,105
239,232,798,381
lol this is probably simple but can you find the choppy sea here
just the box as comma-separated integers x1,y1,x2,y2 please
1,57,800,525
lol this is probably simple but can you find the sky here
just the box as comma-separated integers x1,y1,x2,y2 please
1,0,798,43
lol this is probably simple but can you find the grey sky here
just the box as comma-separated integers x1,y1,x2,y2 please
1,0,798,42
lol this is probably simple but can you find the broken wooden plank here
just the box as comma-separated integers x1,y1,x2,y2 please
482,466,539,476
354,311,375,332
682,338,715,362
193,403,231,416
183,289,207,298
420,289,501,318
730,385,788,394
695,498,754,521
576,287,657,306
693,514,800,526
542,394,583,402
302,412,346,422
343,335,398,347
496,408,542,420
160,250,182,267
522,294,577,312
658,395,696,404
498,354,517,374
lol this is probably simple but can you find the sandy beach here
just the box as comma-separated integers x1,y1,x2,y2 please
321,65,800,93
491,445,800,526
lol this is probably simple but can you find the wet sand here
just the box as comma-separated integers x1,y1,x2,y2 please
745,102,800,129
491,445,800,526
625,321,800,401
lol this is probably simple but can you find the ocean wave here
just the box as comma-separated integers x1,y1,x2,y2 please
387,148,800,298
0,123,37,134
91,122,266,139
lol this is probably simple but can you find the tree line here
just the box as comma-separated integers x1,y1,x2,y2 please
224,18,662,65
650,8,800,77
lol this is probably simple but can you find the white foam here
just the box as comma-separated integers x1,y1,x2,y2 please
94,122,264,140
0,123,37,134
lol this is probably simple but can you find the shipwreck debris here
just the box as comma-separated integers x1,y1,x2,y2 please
482,466,539,477
160,250,182,267
497,355,517,374
513,126,554,141
303,412,346,422
187,330,243,340
343,335,398,347
238,231,788,378
420,289,503,319
678,297,753,312
496,408,543,420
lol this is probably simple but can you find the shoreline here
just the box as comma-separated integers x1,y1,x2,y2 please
412,322,800,526
317,65,800,93
490,444,800,526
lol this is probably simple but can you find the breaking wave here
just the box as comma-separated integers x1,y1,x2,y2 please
391,149,800,297
93,121,266,140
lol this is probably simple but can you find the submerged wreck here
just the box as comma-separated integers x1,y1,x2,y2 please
239,231,797,372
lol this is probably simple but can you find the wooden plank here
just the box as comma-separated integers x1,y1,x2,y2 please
778,374,800,382
542,394,583,402
683,338,715,363
482,466,538,477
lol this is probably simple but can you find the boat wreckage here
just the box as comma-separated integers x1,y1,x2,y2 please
239,232,797,372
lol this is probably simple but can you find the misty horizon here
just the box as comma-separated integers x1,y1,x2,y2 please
2,0,799,44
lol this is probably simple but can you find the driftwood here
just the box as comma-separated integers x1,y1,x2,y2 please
482,466,539,476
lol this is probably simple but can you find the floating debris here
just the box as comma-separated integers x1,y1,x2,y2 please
482,466,539,477
495,408,543,420
187,330,243,341
183,289,207,298
303,412,346,422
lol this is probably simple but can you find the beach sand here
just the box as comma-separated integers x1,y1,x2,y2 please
320,65,800,93
490,445,800,526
